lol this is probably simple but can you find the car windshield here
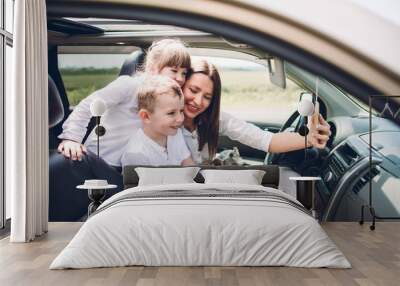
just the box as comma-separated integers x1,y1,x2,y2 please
58,52,304,125
332,83,378,115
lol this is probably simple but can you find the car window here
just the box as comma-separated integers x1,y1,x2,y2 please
58,53,127,107
204,57,303,125
332,82,378,115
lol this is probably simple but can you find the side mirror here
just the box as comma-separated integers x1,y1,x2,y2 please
267,57,286,89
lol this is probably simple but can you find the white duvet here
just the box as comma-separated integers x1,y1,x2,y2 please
50,183,351,269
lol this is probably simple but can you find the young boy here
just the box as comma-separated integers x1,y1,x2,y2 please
121,75,194,166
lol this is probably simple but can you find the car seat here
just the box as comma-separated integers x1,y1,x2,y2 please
48,75,65,128
119,49,146,76
48,74,67,151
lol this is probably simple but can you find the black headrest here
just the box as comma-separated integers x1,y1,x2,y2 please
123,165,280,190
48,75,64,128
119,49,146,77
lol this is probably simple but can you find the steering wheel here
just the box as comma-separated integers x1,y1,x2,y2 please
265,111,322,172
265,110,300,165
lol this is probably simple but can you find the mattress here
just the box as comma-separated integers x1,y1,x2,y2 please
50,183,351,269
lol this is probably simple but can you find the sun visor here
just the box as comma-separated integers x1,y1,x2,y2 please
268,57,286,89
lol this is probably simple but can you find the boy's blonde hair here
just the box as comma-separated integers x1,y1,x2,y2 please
144,39,191,72
138,75,183,113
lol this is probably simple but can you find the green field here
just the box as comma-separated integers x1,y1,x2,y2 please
61,68,120,106
61,68,302,122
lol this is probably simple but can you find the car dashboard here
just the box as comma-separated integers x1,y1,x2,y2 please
318,115,400,221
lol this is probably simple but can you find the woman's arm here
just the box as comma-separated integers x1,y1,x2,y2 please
269,114,330,152
219,111,273,152
268,114,330,152
58,75,141,160
220,112,331,154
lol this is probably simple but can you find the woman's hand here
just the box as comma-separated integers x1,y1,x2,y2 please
57,140,87,161
307,114,331,149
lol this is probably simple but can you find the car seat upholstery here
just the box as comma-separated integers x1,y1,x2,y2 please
48,75,65,128
118,49,145,76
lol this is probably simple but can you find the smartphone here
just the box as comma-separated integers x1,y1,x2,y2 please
310,101,323,144
312,101,320,128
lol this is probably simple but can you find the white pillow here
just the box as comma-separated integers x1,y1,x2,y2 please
200,169,266,185
135,167,201,186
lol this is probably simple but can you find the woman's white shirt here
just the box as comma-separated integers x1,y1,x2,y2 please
182,111,273,164
181,128,209,164
58,75,144,166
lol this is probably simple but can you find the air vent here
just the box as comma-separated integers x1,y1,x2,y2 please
330,155,345,177
353,167,381,194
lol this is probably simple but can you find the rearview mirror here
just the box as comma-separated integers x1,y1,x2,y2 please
267,57,286,89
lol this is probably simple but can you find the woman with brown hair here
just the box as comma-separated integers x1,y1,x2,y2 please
181,59,331,164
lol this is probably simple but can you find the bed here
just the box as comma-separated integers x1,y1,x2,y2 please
50,165,350,269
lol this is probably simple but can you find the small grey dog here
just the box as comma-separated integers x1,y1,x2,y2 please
212,147,246,166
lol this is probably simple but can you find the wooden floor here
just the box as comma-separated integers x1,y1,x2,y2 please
0,222,399,286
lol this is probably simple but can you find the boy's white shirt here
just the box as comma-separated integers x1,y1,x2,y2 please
120,128,191,166
59,75,273,166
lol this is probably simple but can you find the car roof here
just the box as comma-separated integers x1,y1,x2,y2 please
47,0,400,97
248,0,400,79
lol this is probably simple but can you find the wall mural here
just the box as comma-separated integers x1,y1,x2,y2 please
360,95,400,230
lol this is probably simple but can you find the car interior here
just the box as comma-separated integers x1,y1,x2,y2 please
47,17,400,222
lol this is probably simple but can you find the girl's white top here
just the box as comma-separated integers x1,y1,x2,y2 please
59,75,143,166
